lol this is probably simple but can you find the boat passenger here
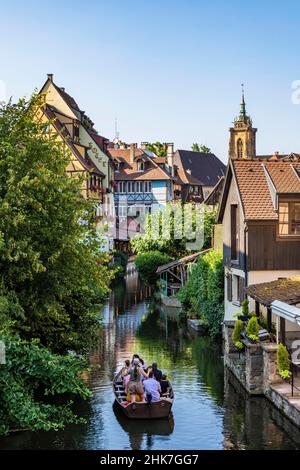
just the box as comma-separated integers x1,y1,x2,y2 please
128,358,148,402
160,374,171,396
121,360,130,377
131,353,146,368
151,362,162,382
143,370,161,403
121,360,131,392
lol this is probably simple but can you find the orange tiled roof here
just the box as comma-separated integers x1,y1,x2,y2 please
233,161,277,220
108,148,171,181
232,159,300,221
265,162,300,193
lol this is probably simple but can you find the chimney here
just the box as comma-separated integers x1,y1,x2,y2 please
140,142,148,150
47,73,53,82
129,143,135,164
166,142,175,177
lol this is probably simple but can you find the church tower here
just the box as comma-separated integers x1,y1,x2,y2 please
229,87,257,160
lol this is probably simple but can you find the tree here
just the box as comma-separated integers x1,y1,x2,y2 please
146,142,167,157
191,143,200,152
200,145,211,153
0,95,113,354
130,203,217,258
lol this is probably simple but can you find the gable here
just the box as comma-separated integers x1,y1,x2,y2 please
41,80,79,120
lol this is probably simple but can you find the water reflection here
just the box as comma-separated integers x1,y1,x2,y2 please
113,402,174,450
1,273,300,449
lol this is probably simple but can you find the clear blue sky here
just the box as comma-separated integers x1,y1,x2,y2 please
1,0,300,162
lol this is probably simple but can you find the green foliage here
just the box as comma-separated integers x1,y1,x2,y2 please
0,332,91,436
232,320,244,345
178,250,224,337
191,143,200,152
246,316,259,341
131,203,217,258
113,250,128,279
0,95,113,354
135,251,172,285
235,341,244,350
277,343,291,380
242,299,249,316
146,142,167,157
200,145,211,153
191,143,211,153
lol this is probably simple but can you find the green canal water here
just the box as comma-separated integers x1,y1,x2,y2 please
1,274,300,450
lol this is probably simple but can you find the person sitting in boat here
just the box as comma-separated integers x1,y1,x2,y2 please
151,362,162,382
131,353,146,369
121,360,131,393
143,370,161,403
160,374,171,396
128,358,148,402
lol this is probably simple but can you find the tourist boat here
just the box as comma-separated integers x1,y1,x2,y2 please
113,369,174,419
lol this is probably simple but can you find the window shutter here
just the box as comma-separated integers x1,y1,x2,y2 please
227,274,232,302
239,276,245,303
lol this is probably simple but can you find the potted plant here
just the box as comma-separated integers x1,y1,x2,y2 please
232,319,244,351
277,343,291,380
244,316,259,343
235,299,252,322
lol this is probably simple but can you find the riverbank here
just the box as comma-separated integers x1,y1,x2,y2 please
1,275,300,450
224,321,300,430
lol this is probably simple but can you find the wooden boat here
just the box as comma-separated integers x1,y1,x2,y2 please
113,369,174,419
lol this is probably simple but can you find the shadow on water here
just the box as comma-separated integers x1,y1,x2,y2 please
113,402,174,450
1,274,300,449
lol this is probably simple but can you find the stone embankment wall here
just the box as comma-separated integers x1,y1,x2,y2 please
224,321,300,429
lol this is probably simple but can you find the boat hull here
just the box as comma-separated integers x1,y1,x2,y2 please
115,397,173,419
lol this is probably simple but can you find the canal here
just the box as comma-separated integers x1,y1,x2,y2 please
1,273,300,450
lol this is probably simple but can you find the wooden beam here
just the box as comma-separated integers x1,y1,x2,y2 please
267,307,272,332
280,316,286,345
255,301,260,318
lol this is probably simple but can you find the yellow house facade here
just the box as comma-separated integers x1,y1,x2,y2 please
38,74,115,214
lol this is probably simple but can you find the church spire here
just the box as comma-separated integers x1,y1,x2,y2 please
240,83,246,119
229,84,257,160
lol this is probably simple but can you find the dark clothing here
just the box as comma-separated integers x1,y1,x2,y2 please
152,368,162,382
160,379,170,395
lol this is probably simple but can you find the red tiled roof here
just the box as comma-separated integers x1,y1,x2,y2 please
108,148,171,181
265,162,300,193
231,159,300,221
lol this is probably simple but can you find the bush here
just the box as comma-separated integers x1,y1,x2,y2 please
113,251,128,279
130,203,217,258
232,319,244,347
178,250,224,337
246,316,259,341
277,343,291,380
135,251,172,285
0,333,91,436
242,299,249,316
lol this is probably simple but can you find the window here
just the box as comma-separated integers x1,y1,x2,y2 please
232,275,244,304
237,139,243,159
118,181,126,193
137,160,144,172
279,201,300,236
230,204,238,260
127,181,134,193
144,181,152,193
136,181,142,193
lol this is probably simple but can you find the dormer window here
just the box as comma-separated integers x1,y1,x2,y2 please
279,201,300,236
137,160,144,172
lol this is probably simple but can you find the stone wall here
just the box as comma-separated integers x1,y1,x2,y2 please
224,321,300,429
